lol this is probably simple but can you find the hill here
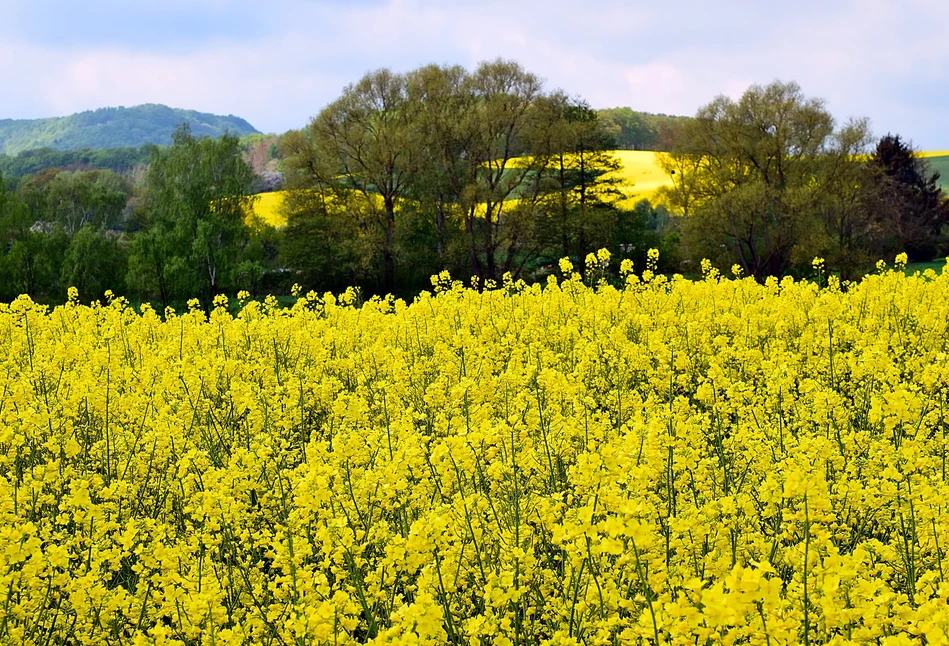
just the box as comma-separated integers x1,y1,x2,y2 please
920,153,949,191
0,104,260,156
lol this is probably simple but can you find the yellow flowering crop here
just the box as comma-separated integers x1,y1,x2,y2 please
250,190,288,227
2,258,949,644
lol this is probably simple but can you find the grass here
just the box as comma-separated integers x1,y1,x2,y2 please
923,154,949,191
904,259,947,276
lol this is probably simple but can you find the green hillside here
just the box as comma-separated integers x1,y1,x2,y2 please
0,104,260,155
926,155,949,190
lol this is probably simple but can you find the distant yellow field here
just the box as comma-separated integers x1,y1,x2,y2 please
249,150,948,226
250,191,287,227
609,150,673,208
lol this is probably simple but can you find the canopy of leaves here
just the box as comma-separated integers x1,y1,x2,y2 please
126,125,258,305
281,60,633,292
661,80,873,278
596,107,691,151
0,146,152,178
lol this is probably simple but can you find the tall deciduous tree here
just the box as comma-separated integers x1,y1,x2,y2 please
662,81,870,278
405,63,473,264
128,125,256,305
307,69,417,294
404,61,551,283
461,60,546,282
287,60,565,290
807,125,887,280
275,149,370,293
60,225,127,299
534,95,623,266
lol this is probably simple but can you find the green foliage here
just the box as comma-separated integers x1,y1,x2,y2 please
868,135,949,259
621,199,680,272
596,107,690,151
0,104,259,156
661,81,873,279
904,259,945,275
60,226,128,300
0,176,69,301
19,169,132,234
235,222,284,295
310,68,417,293
0,170,67,300
0,230,68,301
278,187,372,294
3,64,945,304
281,61,659,293
0,146,152,178
126,125,257,306
534,96,625,267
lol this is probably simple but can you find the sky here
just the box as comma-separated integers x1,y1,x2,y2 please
1,0,947,148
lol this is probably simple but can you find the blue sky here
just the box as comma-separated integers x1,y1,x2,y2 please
2,0,947,148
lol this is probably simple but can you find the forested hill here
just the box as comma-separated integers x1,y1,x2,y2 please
0,104,260,155
595,108,691,151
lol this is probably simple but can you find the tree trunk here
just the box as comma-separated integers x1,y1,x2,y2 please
578,151,588,273
155,259,169,311
559,155,569,257
207,255,217,296
436,199,446,263
465,208,483,286
484,202,496,281
25,255,37,298
383,195,396,294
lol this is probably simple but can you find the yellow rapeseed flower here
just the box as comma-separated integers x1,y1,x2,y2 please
0,256,944,643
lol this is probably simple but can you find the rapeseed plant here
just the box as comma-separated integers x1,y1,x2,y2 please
0,254,946,644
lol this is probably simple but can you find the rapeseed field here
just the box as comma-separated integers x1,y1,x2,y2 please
609,151,672,209
2,254,949,644
251,190,287,227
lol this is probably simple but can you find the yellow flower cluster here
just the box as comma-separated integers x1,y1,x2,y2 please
1,258,949,644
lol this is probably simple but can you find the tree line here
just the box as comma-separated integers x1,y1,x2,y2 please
0,110,681,179
0,127,276,305
597,107,689,151
0,146,152,179
279,60,667,295
660,81,949,280
0,61,946,307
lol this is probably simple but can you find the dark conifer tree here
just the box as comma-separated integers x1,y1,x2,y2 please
870,134,949,258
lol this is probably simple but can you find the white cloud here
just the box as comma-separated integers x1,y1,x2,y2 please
0,0,946,147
